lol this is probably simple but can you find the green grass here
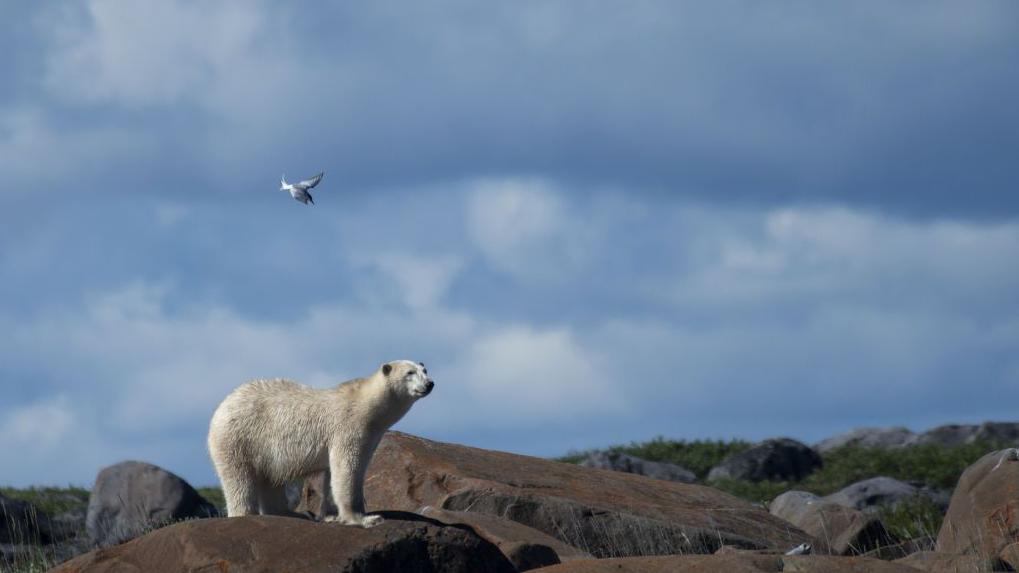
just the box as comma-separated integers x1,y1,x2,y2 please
0,486,89,517
195,486,226,515
560,436,754,479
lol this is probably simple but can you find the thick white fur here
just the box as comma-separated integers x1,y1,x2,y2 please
207,360,432,527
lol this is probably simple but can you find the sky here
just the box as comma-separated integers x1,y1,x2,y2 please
1,1,1018,488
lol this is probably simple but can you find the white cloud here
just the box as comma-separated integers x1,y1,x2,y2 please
45,2,267,108
1,396,75,451
0,107,150,192
350,251,464,311
466,178,603,282
451,325,625,424
668,206,1019,311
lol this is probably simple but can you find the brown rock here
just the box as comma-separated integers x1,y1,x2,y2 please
364,432,815,558
894,550,1007,572
937,449,1019,557
50,512,515,573
1000,542,1019,570
769,491,896,555
419,506,592,571
532,554,921,572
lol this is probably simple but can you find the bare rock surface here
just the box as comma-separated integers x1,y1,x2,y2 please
364,432,814,558
936,448,1019,558
894,551,1008,572
420,506,591,571
533,553,922,572
769,490,895,555
85,460,219,547
577,450,697,483
708,438,822,483
53,513,515,573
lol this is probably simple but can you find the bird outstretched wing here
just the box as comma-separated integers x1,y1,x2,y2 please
297,172,324,189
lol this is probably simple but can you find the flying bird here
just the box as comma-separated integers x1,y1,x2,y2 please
280,172,324,205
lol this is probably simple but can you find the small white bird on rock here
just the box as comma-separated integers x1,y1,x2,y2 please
280,172,324,205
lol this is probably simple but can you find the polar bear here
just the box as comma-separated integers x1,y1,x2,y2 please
207,360,434,527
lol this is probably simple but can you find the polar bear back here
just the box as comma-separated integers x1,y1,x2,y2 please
208,378,344,483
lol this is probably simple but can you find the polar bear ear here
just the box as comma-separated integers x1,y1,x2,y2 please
382,364,392,376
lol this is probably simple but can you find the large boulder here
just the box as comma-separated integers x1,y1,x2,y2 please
577,450,697,483
364,432,814,558
936,448,1019,558
707,438,822,483
53,513,515,573
420,506,591,571
769,491,896,555
532,553,921,572
86,460,219,547
815,427,917,453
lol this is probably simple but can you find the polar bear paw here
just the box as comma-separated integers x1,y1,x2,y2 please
324,514,384,528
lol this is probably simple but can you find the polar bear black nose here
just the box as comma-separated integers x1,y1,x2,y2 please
425,380,434,392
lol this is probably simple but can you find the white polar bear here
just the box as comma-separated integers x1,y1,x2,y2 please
207,360,434,527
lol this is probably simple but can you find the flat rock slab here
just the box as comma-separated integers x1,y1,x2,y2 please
51,513,515,573
420,506,592,571
534,554,921,572
365,432,814,558
894,551,1007,572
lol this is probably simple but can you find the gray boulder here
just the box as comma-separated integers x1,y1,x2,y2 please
972,421,1019,445
815,427,916,453
909,424,979,447
823,476,950,514
86,460,219,547
707,438,822,483
769,490,896,555
824,477,919,512
578,451,696,483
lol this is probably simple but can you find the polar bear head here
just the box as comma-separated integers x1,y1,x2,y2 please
381,360,434,399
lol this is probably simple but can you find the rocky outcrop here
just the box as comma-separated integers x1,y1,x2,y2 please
532,553,922,572
707,438,822,483
364,432,815,558
85,460,219,547
577,450,696,483
815,422,1019,453
936,448,1019,558
419,506,591,571
53,513,515,573
816,427,917,453
769,491,895,555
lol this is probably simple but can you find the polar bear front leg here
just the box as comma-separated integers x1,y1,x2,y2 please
325,442,383,528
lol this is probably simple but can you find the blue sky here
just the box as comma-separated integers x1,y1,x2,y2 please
2,2,1018,487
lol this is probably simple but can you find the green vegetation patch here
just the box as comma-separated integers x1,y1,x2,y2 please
195,486,226,515
559,436,753,480
0,486,90,517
